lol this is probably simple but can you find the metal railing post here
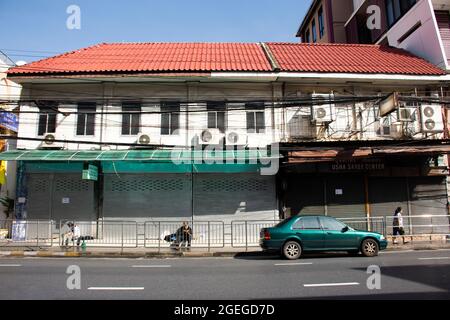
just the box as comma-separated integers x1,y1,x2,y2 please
158,222,161,253
222,222,225,248
245,221,248,252
136,222,139,248
36,220,39,248
121,222,124,254
208,222,211,252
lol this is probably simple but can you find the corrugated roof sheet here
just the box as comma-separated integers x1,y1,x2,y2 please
266,42,446,75
7,42,446,76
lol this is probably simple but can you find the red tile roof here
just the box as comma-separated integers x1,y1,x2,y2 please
8,43,273,75
7,42,446,76
267,43,445,75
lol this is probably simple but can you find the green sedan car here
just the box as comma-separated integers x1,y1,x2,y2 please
260,215,388,260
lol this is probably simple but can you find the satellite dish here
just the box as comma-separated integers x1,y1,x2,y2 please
15,60,27,66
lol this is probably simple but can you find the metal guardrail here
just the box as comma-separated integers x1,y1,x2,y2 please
144,221,225,251
59,220,139,250
384,214,450,236
230,220,280,249
0,219,56,247
1,215,449,250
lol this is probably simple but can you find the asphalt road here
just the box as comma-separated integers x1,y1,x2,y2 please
0,250,449,300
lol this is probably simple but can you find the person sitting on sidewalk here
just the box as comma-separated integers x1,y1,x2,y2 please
175,221,192,250
62,222,81,247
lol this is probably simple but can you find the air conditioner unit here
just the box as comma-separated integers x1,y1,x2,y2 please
198,128,224,145
397,107,416,122
420,104,444,132
225,130,247,146
311,93,334,123
136,133,151,145
40,133,65,149
288,115,315,139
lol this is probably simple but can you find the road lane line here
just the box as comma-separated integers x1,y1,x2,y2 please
88,287,144,291
274,262,313,266
418,257,450,260
0,264,21,267
131,265,172,268
303,282,360,288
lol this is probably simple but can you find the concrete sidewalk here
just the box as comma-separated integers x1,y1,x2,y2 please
1,241,450,258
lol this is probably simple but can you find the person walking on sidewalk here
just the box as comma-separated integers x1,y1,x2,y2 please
393,207,409,245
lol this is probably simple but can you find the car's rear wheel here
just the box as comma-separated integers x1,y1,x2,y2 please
283,241,302,260
361,238,379,257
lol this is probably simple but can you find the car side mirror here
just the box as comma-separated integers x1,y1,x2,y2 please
341,226,349,233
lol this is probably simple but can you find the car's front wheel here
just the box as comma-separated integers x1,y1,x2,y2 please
361,238,379,257
282,241,302,260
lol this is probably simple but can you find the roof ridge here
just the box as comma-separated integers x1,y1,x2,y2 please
267,42,382,48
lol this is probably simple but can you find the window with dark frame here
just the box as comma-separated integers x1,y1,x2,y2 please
386,0,417,27
76,102,96,136
318,7,324,38
37,107,57,136
312,18,317,43
245,102,265,133
160,101,180,135
207,101,226,133
305,29,310,43
122,103,141,135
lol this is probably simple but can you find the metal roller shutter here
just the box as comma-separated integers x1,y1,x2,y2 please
326,175,366,219
51,174,96,222
369,177,409,217
26,173,52,220
102,173,192,219
26,173,96,222
193,173,276,221
408,177,449,234
285,176,325,215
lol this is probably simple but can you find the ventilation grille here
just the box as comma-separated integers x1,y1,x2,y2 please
108,179,186,192
55,179,90,192
200,178,269,192
30,179,50,192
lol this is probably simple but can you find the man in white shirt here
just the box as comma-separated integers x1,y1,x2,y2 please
62,222,81,247
393,207,409,244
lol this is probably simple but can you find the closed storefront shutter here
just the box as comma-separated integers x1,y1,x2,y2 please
52,174,96,222
326,175,366,219
26,173,52,220
26,173,96,222
103,173,192,219
193,173,276,221
285,175,325,215
369,177,408,217
408,177,449,234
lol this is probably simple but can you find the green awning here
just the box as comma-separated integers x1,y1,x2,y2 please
0,149,281,162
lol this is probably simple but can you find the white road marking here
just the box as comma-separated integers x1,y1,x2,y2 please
303,282,360,288
418,257,450,260
131,265,172,268
88,287,145,291
0,264,21,267
274,262,313,266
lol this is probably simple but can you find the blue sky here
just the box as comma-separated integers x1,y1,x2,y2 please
0,0,309,63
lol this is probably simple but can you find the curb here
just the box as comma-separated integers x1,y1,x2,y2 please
1,246,449,258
